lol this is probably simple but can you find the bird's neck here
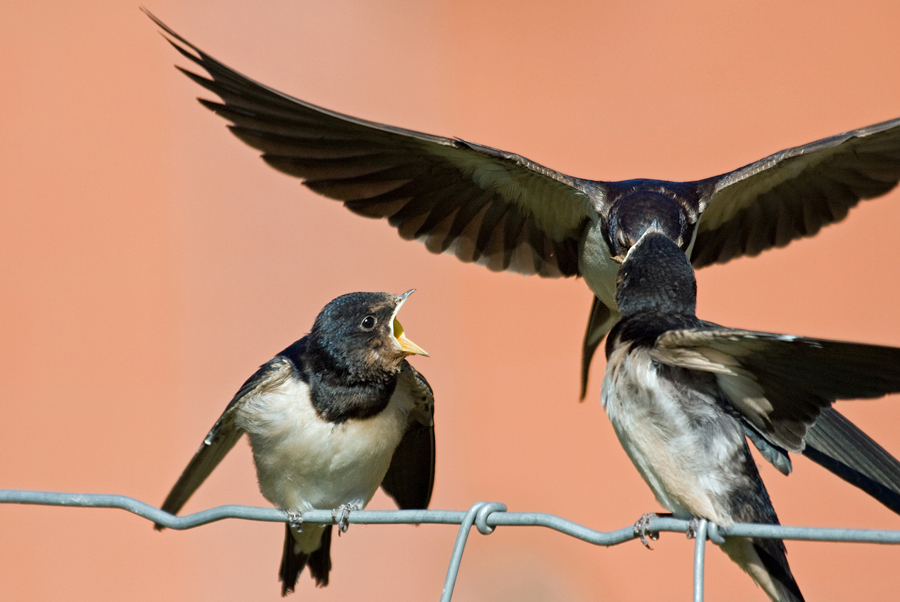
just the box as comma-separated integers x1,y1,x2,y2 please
606,310,701,357
303,339,399,423
614,232,698,318
308,370,397,423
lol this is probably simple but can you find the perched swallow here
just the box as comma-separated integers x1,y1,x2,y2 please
602,230,900,602
142,11,900,523
155,291,434,596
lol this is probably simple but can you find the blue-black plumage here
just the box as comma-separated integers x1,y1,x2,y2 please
603,231,900,602
155,291,434,596
143,9,900,399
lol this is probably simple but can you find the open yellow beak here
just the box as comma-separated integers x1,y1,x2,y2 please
393,317,429,357
391,290,429,357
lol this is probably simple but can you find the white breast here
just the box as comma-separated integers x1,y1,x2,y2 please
578,219,621,310
234,370,415,513
601,344,747,525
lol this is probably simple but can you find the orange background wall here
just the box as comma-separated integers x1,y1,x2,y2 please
3,2,900,601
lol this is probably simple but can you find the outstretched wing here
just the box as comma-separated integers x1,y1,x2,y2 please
804,407,900,514
380,363,436,510
692,117,900,268
145,10,596,278
651,328,900,453
154,357,294,529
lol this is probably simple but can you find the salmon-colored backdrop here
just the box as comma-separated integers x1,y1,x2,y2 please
3,2,900,601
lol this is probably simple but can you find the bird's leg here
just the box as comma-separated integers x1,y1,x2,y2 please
634,512,673,548
287,511,304,533
685,517,701,540
332,504,357,534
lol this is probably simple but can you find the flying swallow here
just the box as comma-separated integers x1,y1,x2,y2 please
602,229,900,602
142,9,900,399
155,291,434,596
143,9,900,523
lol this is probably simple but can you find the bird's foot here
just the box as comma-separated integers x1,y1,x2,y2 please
634,513,661,548
332,504,356,534
287,511,303,532
685,517,701,540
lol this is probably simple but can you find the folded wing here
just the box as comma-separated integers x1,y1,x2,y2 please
652,329,900,513
154,358,293,529
651,329,900,452
380,363,436,510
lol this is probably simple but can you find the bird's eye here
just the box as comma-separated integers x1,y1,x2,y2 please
360,316,376,331
616,228,628,249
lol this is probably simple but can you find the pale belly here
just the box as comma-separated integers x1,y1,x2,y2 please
235,377,411,513
601,345,747,526
578,220,621,310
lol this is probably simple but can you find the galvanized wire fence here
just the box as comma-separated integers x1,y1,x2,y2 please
3,489,900,601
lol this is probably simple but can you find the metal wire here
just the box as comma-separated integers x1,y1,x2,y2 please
3,489,900,601
692,519,709,602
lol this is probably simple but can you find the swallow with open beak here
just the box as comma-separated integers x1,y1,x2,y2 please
602,229,900,602
155,290,434,596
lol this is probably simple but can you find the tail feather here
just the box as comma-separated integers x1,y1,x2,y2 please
279,524,308,596
279,524,333,596
754,539,804,602
307,526,333,587
580,297,617,399
722,436,804,601
721,537,804,602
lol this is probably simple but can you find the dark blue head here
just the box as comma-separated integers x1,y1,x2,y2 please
309,290,428,381
607,190,688,259
615,231,697,317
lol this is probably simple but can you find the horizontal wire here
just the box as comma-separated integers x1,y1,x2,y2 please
2,489,900,546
